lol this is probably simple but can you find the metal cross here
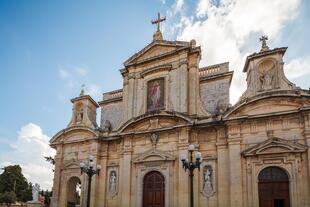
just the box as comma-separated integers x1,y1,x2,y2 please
259,35,269,51
151,12,166,32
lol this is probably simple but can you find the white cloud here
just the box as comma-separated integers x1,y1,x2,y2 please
59,68,69,79
175,0,184,12
58,65,101,100
0,123,56,190
86,84,101,100
75,67,88,76
285,57,310,79
167,0,301,103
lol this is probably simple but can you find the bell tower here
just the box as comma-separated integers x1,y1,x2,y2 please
68,88,99,128
241,36,297,99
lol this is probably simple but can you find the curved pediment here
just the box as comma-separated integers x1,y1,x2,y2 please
50,126,98,146
242,137,307,157
225,93,310,119
133,148,175,163
118,111,193,133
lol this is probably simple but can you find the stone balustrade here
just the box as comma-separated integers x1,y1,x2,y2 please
199,62,229,78
102,89,123,101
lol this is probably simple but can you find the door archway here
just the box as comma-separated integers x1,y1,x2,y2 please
258,166,290,207
67,176,81,207
143,171,165,207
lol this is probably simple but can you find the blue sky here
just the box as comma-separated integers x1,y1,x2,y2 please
0,0,309,189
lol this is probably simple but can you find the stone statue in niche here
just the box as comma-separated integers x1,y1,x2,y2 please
109,170,117,194
202,165,214,196
76,108,83,123
260,70,273,90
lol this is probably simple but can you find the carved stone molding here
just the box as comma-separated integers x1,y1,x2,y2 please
132,148,175,164
242,137,308,157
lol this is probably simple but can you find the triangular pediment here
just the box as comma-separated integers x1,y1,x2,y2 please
242,137,307,157
124,40,190,66
133,148,175,163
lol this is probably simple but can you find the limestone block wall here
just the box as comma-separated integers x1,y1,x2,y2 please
101,101,123,131
200,77,230,114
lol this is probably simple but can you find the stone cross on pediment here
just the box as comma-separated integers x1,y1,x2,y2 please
152,12,166,32
260,35,269,52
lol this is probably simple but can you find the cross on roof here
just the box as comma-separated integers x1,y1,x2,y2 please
259,35,269,51
151,12,166,32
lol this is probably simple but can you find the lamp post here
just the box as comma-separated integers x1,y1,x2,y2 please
80,155,101,207
180,144,202,207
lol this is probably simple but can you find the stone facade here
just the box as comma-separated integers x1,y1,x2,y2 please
50,29,310,207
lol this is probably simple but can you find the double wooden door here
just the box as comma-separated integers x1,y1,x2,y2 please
143,171,165,207
258,167,290,207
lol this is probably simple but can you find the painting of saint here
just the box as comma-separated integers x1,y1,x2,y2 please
147,78,165,111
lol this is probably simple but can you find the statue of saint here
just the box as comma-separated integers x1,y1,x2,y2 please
76,108,83,123
109,171,117,194
260,70,273,90
32,183,40,202
202,166,213,195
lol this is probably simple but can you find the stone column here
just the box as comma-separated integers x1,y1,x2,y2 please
228,138,243,207
179,58,188,113
94,145,108,207
50,145,63,207
120,136,132,207
188,56,199,115
177,128,190,207
126,73,136,120
217,143,230,207
303,112,310,203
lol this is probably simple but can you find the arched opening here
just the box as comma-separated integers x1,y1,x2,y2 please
67,177,81,207
143,171,165,207
258,166,290,207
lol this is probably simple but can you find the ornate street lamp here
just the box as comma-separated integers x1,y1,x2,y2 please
180,144,202,207
80,155,101,207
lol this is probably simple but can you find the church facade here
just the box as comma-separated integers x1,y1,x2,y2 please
50,20,310,207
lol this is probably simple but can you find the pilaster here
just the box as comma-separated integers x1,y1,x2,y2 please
217,142,230,207
228,124,243,207
120,136,133,207
50,144,63,207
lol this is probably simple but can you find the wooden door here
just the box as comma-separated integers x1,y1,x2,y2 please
143,171,165,207
258,167,290,207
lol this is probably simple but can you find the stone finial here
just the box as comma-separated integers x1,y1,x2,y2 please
80,84,85,96
153,30,163,41
259,35,269,52
190,39,196,48
151,12,166,41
